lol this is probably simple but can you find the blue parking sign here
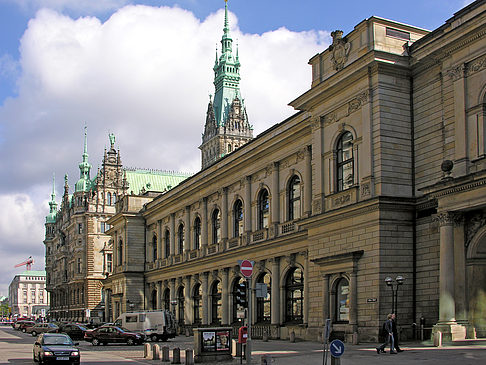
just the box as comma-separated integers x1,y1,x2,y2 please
330,339,345,358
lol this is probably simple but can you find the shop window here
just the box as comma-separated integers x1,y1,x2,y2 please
335,278,350,322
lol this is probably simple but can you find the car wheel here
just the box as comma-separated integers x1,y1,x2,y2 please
127,338,135,346
92,338,100,346
31,331,37,337
21,328,26,333
150,334,158,342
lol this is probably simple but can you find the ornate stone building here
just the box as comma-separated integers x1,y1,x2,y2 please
103,0,486,343
9,271,49,319
44,130,190,322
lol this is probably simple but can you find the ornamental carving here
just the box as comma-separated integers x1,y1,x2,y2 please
330,30,351,71
323,112,337,126
434,212,463,226
313,199,322,214
361,183,371,197
348,91,369,115
465,211,486,248
311,116,322,130
334,193,351,207
446,64,465,81
466,55,486,77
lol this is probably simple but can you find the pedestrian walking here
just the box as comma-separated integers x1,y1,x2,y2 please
391,313,404,352
377,314,397,354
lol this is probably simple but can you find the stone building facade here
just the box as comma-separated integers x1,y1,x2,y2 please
103,0,486,343
9,271,49,318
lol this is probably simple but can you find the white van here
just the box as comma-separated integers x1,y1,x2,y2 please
114,310,176,342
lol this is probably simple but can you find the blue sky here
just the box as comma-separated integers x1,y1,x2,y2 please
0,0,474,296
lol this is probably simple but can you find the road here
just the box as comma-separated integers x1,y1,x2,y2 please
1,325,486,364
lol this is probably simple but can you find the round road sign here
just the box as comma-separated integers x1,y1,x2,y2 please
240,260,253,278
330,339,345,358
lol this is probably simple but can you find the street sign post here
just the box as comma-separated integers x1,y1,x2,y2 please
330,339,345,363
238,259,254,364
240,260,253,278
323,319,332,365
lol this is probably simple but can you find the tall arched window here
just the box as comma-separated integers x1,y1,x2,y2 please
337,131,354,191
152,235,157,262
285,267,304,323
164,229,170,258
212,209,221,244
163,289,170,312
256,273,271,323
117,240,123,266
211,281,222,325
177,286,185,325
194,217,201,250
107,192,112,205
178,224,185,254
288,175,301,221
112,193,116,204
234,199,243,237
193,283,202,324
335,278,350,322
258,189,269,229
232,277,245,324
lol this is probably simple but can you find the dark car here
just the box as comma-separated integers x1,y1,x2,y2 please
28,323,59,336
17,320,36,333
57,323,88,341
33,333,80,364
84,325,144,346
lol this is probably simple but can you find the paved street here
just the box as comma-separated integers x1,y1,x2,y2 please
2,325,486,364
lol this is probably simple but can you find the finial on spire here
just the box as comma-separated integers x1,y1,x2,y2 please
51,173,56,200
83,124,88,154
109,132,115,148
224,0,229,35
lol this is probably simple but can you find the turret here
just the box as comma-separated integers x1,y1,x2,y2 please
75,126,92,192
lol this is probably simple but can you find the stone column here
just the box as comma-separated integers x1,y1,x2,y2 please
201,198,208,249
170,213,175,256
184,206,191,253
221,268,229,325
302,252,309,324
169,279,176,316
438,212,456,323
450,64,468,176
184,276,192,325
304,145,312,217
156,281,162,310
222,188,228,240
453,214,470,330
271,257,280,325
202,272,209,325
244,176,252,233
349,271,358,330
311,117,324,214
322,275,330,321
271,162,280,229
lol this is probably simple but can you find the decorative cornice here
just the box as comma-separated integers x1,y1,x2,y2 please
446,64,466,81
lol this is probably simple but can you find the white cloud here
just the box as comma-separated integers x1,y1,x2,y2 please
7,0,129,14
0,54,20,80
0,5,329,295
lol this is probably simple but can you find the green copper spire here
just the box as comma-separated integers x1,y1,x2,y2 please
46,173,58,223
75,125,92,192
212,0,242,127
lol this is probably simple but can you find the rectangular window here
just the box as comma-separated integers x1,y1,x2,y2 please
106,253,113,273
386,27,410,41
78,223,83,234
23,290,27,303
126,315,138,323
100,222,105,233
77,258,82,274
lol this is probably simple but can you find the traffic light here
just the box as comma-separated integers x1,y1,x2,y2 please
235,282,247,307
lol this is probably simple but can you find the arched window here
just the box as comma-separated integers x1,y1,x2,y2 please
163,289,170,312
152,235,157,262
193,283,202,324
258,189,269,229
285,267,304,323
107,192,112,206
117,240,123,266
113,193,116,204
335,278,350,322
212,209,221,244
211,281,222,325
233,199,243,237
194,217,201,250
288,175,301,221
178,224,185,254
177,286,185,325
151,290,157,310
337,132,354,191
256,273,271,323
232,277,245,324
164,229,170,258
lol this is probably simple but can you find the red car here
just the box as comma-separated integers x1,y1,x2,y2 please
84,325,144,346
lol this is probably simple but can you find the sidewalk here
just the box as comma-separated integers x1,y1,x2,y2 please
130,338,486,365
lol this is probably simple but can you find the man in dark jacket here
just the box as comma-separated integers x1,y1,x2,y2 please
392,313,404,352
377,314,397,354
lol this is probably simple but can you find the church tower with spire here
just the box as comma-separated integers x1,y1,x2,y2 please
199,0,253,169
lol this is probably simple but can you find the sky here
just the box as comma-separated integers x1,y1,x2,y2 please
0,0,475,297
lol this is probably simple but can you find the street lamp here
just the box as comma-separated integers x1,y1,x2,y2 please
385,275,405,316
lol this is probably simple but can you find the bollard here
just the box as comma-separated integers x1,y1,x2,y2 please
262,330,269,342
185,349,194,365
172,347,181,364
433,331,442,347
143,343,152,358
152,344,160,360
289,331,295,343
162,346,170,362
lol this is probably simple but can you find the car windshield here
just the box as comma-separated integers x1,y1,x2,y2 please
77,325,87,331
116,326,129,333
43,336,73,346
48,323,58,328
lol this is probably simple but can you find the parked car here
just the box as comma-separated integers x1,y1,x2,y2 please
28,323,59,337
84,325,144,346
33,333,80,364
17,320,36,332
57,323,88,341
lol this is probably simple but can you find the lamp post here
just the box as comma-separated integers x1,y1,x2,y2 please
385,275,404,317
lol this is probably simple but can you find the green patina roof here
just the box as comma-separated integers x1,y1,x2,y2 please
124,168,191,195
19,271,46,277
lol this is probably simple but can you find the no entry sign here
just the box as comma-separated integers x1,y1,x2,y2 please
240,260,254,278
